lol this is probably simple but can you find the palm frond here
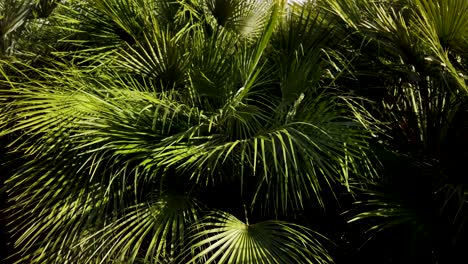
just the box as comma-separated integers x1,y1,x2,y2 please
270,1,335,103
180,211,333,264
413,0,468,52
412,0,467,92
0,63,204,262
0,0,34,55
347,187,427,233
206,0,273,37
117,26,188,90
53,0,156,61
73,194,201,264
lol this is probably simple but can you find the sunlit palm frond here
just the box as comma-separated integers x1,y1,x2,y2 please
6,181,110,263
73,194,201,264
412,0,468,52
148,92,374,213
319,0,365,30
1,65,205,262
180,211,333,264
412,0,467,92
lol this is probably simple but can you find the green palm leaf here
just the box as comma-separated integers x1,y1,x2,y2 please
0,0,33,55
181,211,333,264
73,194,201,264
206,0,273,37
412,0,467,92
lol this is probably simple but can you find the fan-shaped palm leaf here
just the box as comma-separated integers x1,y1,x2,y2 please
180,211,333,264
73,194,201,264
206,0,273,37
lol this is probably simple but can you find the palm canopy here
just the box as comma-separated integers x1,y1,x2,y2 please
1,0,466,263
0,0,377,263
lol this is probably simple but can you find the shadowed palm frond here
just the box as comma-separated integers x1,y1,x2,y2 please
347,186,428,234
324,0,467,93
269,0,336,103
53,0,158,62
206,0,273,37
0,0,35,55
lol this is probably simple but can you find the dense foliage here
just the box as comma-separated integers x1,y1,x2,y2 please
1,0,467,263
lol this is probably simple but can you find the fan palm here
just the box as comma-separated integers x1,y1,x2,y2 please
0,0,378,263
3,0,465,262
